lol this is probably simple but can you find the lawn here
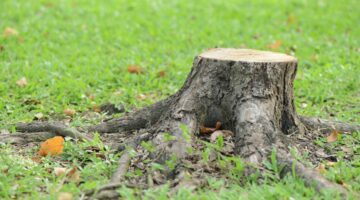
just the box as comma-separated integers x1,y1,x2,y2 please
0,0,359,199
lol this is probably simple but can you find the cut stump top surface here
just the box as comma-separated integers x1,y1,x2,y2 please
199,48,297,63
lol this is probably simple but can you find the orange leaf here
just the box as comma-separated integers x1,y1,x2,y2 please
127,65,143,74
63,108,76,116
38,136,64,157
16,77,28,87
327,130,339,143
267,40,282,50
200,121,221,134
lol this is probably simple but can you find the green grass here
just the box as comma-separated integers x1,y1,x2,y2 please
0,0,359,199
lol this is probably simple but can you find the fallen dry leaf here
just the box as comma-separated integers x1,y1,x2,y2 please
38,136,64,157
3,27,18,37
222,130,234,137
267,40,282,50
54,167,67,177
63,108,76,117
157,70,166,77
58,192,73,200
210,130,224,143
327,130,339,143
310,54,319,61
127,65,143,74
0,45,4,52
326,161,336,167
67,167,80,182
316,163,327,174
92,105,101,113
18,37,24,43
200,121,222,134
16,77,28,87
340,146,353,154
34,113,44,120
31,156,42,163
287,14,296,25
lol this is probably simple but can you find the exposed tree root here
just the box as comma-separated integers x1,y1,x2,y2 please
276,149,348,197
300,116,360,134
16,122,91,141
88,99,171,133
0,132,56,145
94,132,152,199
4,49,358,199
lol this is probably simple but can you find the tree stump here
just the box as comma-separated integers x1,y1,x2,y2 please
7,48,360,199
93,48,304,163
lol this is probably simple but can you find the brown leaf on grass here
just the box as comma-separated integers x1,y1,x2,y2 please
327,130,339,143
38,136,64,157
63,108,76,117
31,156,42,163
67,167,80,182
18,37,24,43
58,192,73,200
54,167,67,177
23,98,41,105
34,113,44,120
326,161,336,167
0,45,4,52
316,163,327,174
88,94,95,100
310,54,319,61
157,70,166,77
92,105,101,113
287,15,297,25
54,167,80,182
3,27,19,37
16,77,28,87
127,65,143,74
267,40,282,50
341,146,353,154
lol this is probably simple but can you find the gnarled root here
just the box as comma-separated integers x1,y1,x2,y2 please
276,149,347,197
0,132,57,145
300,116,360,134
88,98,171,133
16,122,91,141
